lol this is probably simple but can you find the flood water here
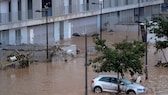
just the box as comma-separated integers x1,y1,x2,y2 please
0,32,168,95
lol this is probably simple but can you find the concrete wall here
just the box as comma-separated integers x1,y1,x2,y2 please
54,22,60,42
9,29,15,45
71,16,97,35
33,0,42,19
28,28,34,44
63,21,71,39
120,9,134,23
52,0,64,16
33,23,54,45
1,31,9,45
0,1,9,23
113,24,138,32
11,0,18,22
21,0,28,20
21,27,28,44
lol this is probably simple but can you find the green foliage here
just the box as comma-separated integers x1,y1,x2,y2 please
90,36,145,77
155,41,168,49
149,16,168,50
152,17,168,38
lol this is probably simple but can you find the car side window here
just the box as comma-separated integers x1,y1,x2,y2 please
99,77,111,83
111,78,118,84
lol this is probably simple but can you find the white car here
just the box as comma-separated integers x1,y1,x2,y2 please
91,74,147,95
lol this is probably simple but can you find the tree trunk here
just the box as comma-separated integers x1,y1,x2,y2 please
161,49,168,63
117,71,121,95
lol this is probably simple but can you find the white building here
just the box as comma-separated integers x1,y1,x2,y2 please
0,0,166,45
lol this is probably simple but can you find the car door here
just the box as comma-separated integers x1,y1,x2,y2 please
120,82,127,93
110,77,118,92
99,77,113,91
120,78,131,93
110,77,127,93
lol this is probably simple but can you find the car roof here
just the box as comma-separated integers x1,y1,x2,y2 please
96,74,118,78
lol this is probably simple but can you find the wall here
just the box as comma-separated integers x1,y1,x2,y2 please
54,22,60,42
9,30,15,45
120,9,134,23
71,16,97,35
52,0,64,16
113,24,138,32
33,23,54,45
63,21,71,39
21,27,28,44
33,0,42,19
0,1,9,23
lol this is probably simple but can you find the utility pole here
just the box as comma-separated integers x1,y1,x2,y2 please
35,4,49,62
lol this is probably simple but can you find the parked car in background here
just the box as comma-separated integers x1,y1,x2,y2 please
91,74,147,95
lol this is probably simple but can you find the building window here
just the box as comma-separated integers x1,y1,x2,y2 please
42,0,52,16
115,0,118,6
161,4,168,12
28,0,33,19
18,0,22,20
0,31,1,44
117,11,120,23
9,1,11,22
139,7,144,17
126,0,128,5
69,0,72,13
86,0,89,10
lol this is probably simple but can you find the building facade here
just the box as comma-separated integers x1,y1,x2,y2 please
0,0,166,45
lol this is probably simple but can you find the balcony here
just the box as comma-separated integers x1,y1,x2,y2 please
0,0,165,30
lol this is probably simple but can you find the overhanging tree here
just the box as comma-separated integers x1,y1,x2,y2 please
148,16,168,64
90,36,145,94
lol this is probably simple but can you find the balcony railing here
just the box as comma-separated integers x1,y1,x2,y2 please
0,0,163,25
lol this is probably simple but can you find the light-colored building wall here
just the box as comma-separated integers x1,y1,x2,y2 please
33,0,42,19
0,1,9,23
71,16,97,35
0,30,9,45
9,29,16,45
21,27,28,44
21,0,27,20
11,0,18,22
0,0,166,45
63,20,71,39
54,22,60,42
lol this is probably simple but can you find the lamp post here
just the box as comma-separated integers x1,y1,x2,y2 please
140,22,148,80
145,23,148,80
36,7,49,62
85,33,88,95
92,2,103,40
138,0,140,40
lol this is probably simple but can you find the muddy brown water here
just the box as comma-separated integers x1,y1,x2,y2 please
0,32,168,95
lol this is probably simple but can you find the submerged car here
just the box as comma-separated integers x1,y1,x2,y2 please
91,74,147,95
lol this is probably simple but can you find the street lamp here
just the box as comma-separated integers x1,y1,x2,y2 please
140,22,148,80
145,23,148,80
35,7,49,62
75,33,88,95
85,34,88,95
92,2,103,40
138,0,140,40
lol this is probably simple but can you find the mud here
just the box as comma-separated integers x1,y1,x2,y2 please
0,32,168,95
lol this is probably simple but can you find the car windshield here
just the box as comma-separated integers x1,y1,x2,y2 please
121,78,132,85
